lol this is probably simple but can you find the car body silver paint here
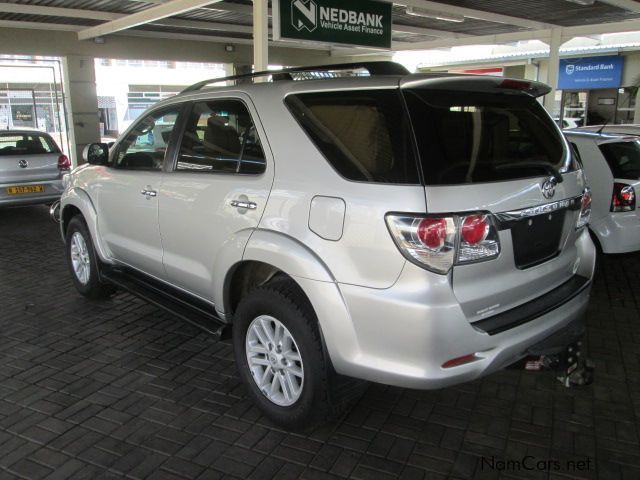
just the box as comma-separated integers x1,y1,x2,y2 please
311,229,595,388
0,130,65,207
158,92,275,302
60,73,596,388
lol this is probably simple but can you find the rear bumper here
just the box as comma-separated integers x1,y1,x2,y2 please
592,211,640,254
307,229,596,390
0,178,64,207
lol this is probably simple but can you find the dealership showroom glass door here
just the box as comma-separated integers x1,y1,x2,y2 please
561,87,637,127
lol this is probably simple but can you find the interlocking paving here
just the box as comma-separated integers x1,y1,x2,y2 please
1,205,639,480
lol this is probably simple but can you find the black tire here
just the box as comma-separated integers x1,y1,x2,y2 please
232,278,365,430
65,215,114,299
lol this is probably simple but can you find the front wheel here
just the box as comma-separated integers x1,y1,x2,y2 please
233,279,365,430
65,215,114,299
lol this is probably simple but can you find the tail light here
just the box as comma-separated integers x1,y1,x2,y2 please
576,188,592,229
386,212,500,274
611,183,635,212
458,214,500,263
58,154,71,171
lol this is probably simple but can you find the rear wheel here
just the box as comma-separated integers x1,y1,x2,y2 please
65,215,114,299
233,278,365,430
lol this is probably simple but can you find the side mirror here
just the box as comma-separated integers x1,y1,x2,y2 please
82,143,109,165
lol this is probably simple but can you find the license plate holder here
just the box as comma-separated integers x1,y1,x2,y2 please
511,210,566,269
6,185,45,195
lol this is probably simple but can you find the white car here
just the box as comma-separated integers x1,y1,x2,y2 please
555,117,582,129
565,130,640,253
575,124,640,136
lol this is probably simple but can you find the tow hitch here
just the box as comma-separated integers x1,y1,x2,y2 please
524,340,594,387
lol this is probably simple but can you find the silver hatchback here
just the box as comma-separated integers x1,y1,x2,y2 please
0,130,69,207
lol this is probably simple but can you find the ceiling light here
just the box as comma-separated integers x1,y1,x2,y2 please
405,6,465,23
565,0,596,5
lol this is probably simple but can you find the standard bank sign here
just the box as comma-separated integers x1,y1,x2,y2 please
274,0,392,49
558,55,624,90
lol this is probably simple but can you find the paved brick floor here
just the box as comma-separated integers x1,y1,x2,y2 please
1,205,639,480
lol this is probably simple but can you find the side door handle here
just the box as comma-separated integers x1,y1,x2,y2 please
230,199,257,210
141,188,157,198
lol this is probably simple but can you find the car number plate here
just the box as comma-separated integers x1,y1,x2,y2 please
6,185,45,195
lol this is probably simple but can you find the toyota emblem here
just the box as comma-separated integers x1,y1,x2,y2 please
541,177,557,199
18,159,28,169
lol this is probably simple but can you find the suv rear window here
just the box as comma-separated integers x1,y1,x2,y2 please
403,90,567,185
285,90,419,184
0,133,58,156
599,141,640,180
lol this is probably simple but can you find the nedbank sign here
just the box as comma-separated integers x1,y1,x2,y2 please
273,0,392,49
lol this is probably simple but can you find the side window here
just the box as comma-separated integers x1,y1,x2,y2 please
176,100,266,174
115,107,180,170
285,90,419,184
569,142,584,170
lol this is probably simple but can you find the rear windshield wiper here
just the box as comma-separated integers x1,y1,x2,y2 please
494,161,564,183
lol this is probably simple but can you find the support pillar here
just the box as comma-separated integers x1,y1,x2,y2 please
543,28,562,116
62,55,100,166
253,0,269,73
633,88,640,123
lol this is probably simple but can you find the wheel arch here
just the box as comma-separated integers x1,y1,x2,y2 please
60,188,112,263
220,230,360,377
219,229,335,316
224,260,312,319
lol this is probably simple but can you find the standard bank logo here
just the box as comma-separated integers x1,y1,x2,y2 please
292,0,317,32
566,64,575,75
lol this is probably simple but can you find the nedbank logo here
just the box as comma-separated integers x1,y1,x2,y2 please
277,0,392,49
292,0,317,32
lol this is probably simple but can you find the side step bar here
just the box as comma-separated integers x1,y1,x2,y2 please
100,267,229,339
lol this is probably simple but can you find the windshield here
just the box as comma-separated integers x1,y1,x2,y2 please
0,133,59,156
403,90,568,185
599,141,640,180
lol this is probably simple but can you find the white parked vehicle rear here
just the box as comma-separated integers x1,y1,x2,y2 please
565,130,640,253
56,63,596,429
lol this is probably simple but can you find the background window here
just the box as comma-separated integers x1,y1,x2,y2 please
116,107,180,170
177,100,266,174
599,141,640,180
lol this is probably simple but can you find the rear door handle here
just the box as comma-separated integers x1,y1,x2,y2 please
141,188,157,198
230,199,257,210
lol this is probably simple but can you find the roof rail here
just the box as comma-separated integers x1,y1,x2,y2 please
181,61,409,93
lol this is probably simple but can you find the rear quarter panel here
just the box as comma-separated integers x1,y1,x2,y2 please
247,83,424,289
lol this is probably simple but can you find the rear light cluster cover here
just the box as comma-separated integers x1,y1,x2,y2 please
611,183,636,212
58,154,71,171
386,212,500,274
576,188,592,229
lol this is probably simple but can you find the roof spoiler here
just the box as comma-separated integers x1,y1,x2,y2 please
400,74,552,98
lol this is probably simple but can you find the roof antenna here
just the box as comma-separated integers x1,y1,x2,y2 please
596,117,611,135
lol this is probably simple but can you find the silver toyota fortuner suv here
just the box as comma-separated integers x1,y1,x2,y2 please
56,62,596,429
